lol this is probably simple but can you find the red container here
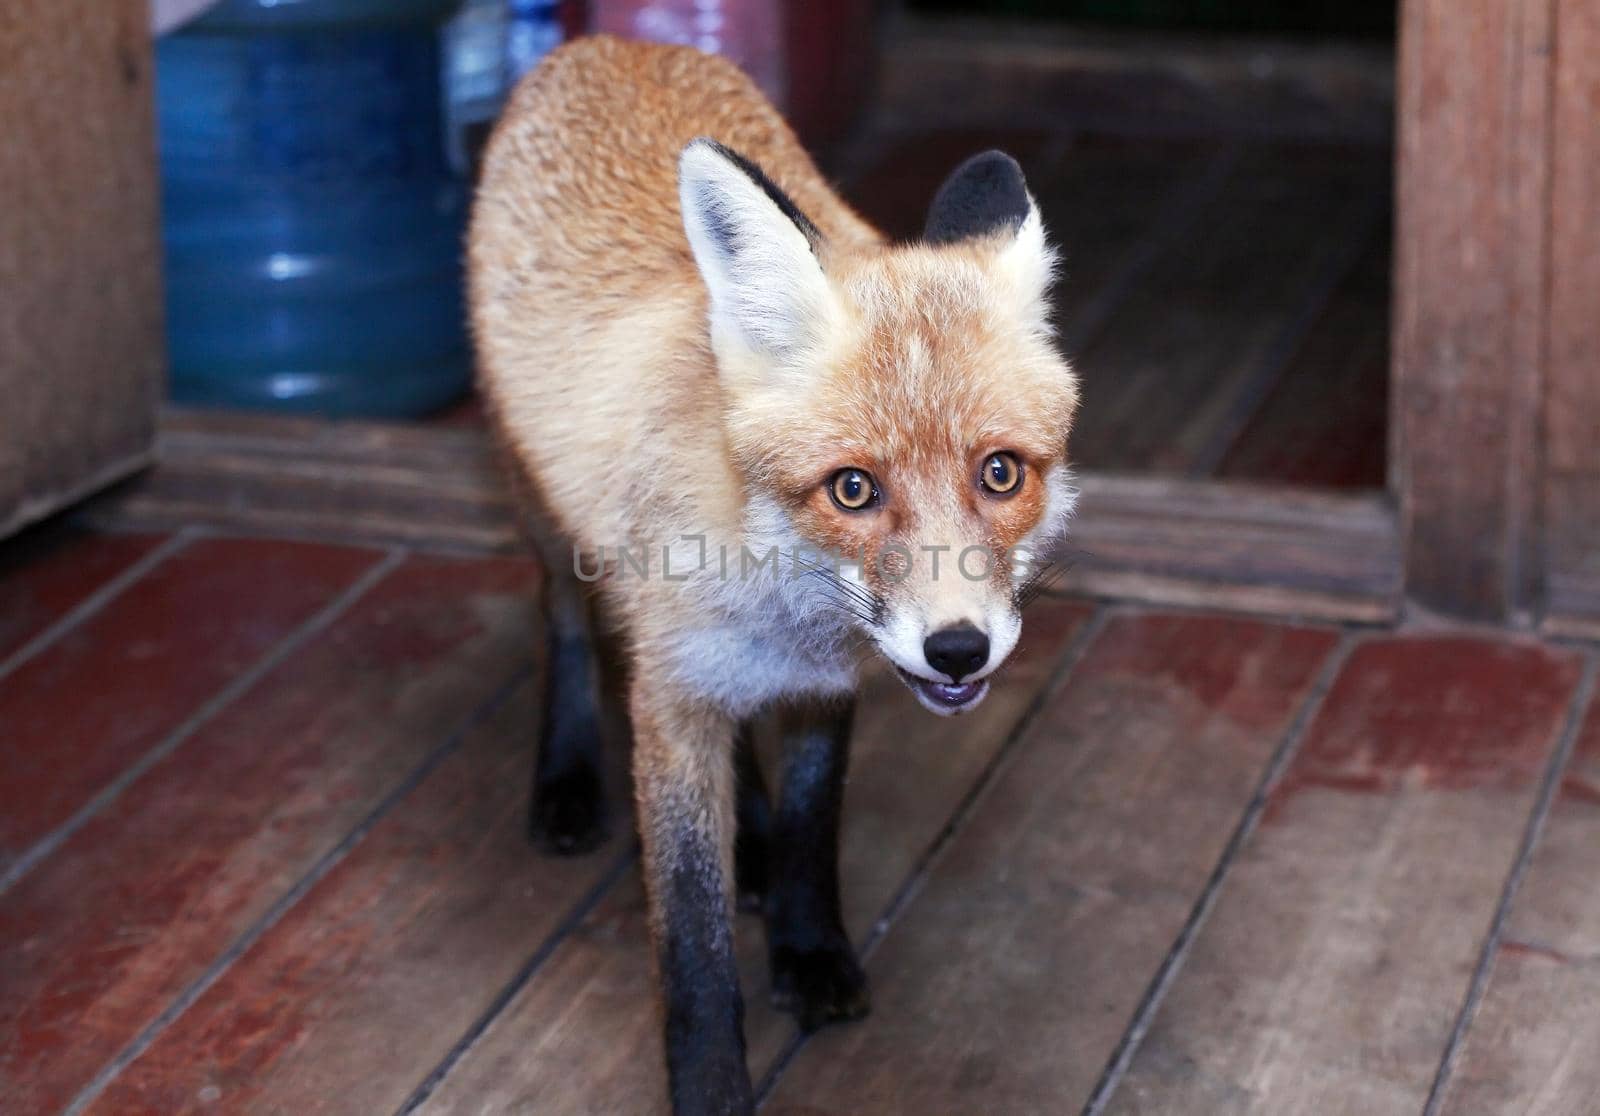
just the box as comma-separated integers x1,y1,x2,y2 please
588,0,878,146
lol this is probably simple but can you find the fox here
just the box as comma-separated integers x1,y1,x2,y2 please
469,34,1079,1116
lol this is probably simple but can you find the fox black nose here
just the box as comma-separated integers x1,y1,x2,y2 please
923,623,990,682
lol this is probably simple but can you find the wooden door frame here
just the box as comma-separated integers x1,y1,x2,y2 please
1394,0,1599,635
1392,0,1550,626
85,3,1600,636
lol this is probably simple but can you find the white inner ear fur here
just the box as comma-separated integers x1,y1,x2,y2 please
993,202,1057,332
678,141,840,367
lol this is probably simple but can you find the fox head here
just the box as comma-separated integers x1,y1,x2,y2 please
679,139,1079,715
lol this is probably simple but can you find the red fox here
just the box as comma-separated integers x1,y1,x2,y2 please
470,35,1079,1115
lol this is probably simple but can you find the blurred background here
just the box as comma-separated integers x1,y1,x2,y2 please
146,0,1395,490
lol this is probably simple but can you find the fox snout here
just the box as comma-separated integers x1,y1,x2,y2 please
873,592,1024,716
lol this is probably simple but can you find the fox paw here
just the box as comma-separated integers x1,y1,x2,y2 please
530,764,607,855
770,940,871,1032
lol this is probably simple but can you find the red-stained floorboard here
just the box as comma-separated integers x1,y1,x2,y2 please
83,677,629,1116
0,524,169,662
1437,677,1600,1113
0,538,385,872
0,553,539,1114
762,613,1339,1116
1105,635,1584,1113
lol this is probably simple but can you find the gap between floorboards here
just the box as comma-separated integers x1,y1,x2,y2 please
58,663,537,1116
0,546,406,898
1420,648,1600,1115
1079,625,1362,1115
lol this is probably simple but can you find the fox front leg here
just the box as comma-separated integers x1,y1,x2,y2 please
766,698,869,1032
632,682,753,1116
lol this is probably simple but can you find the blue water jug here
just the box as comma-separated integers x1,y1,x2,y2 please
157,0,471,417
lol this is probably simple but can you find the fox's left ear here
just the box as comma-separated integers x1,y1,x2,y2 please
678,138,838,367
925,150,1055,315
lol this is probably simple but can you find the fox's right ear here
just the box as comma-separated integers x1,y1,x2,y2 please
926,150,1055,329
678,138,837,366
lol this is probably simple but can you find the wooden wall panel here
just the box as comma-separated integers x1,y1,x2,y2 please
0,0,164,537
1392,0,1554,621
1542,0,1600,637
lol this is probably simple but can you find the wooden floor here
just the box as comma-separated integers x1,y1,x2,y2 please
2,521,1597,1114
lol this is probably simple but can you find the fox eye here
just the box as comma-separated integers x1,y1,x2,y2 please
829,468,878,511
981,452,1023,496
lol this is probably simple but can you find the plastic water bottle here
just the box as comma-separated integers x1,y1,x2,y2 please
444,0,511,175
508,0,565,81
156,0,471,417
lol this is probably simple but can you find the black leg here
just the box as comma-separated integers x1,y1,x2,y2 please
766,698,869,1032
530,570,607,854
633,686,754,1116
733,724,773,911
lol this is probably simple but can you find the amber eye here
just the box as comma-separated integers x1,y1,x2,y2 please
981,452,1022,496
829,468,878,511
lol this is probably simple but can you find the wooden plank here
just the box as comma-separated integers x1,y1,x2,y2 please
414,598,1094,1115
0,537,382,870
1069,143,1389,476
875,16,1394,142
1538,0,1600,639
762,613,1338,1115
83,676,632,1116
85,413,532,555
1392,0,1553,620
1216,220,1391,490
0,525,167,662
1542,543,1600,641
1434,679,1600,1114
1036,139,1225,348
0,0,163,537
87,412,1403,625
1063,473,1401,623
1103,635,1583,1115
85,409,520,555
0,554,539,1115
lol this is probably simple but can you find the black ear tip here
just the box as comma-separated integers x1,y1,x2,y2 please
924,149,1032,245
963,149,1024,177
680,136,822,251
681,137,738,172
684,135,729,159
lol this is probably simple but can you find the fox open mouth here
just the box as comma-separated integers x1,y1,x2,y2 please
894,667,990,715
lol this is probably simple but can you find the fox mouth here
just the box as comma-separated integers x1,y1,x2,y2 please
894,667,990,715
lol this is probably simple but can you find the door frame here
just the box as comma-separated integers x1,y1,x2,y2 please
1393,0,1599,634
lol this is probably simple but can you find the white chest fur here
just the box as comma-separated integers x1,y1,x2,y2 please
657,538,861,717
